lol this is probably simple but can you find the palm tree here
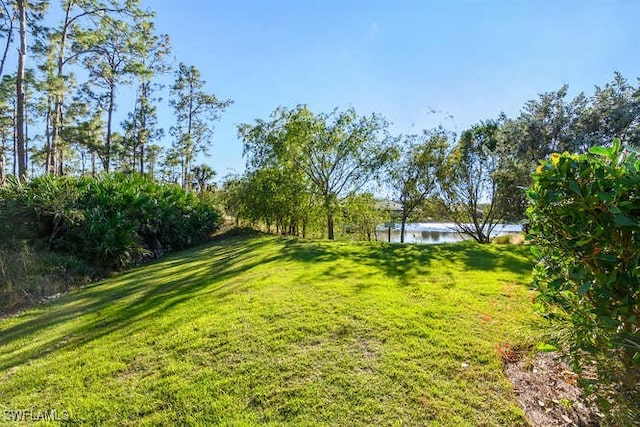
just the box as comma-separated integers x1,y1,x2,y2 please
191,164,216,195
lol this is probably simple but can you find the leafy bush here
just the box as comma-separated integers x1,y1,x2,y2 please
527,140,639,423
0,174,222,271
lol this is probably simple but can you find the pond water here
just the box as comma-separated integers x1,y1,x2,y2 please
374,222,522,244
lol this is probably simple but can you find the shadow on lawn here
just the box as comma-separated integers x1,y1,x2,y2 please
281,238,533,287
0,233,278,371
0,233,533,372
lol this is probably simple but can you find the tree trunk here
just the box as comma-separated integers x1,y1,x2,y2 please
139,82,148,174
51,95,66,174
104,82,116,172
44,100,52,171
50,3,72,175
327,212,334,240
324,192,336,240
183,82,194,191
0,153,5,184
24,87,28,172
80,150,85,175
12,132,15,175
15,0,27,179
11,98,15,175
400,215,408,243
58,148,64,175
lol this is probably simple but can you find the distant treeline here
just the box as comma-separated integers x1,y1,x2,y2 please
222,72,640,243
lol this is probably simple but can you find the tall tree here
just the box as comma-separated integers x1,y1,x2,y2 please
388,129,447,242
159,145,180,184
169,63,231,190
121,81,163,173
0,73,14,180
143,142,162,179
0,75,16,177
240,105,392,240
11,0,44,178
121,17,169,174
53,93,101,175
588,72,640,148
512,85,580,161
42,0,136,175
438,121,516,243
80,13,137,172
503,74,640,166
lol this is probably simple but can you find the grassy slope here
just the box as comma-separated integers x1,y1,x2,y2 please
0,234,539,426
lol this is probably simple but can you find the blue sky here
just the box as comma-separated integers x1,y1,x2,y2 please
144,0,640,179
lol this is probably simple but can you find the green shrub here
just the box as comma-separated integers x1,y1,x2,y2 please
0,174,85,250
0,174,222,271
527,140,639,423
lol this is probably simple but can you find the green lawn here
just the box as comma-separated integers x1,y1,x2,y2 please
0,233,541,426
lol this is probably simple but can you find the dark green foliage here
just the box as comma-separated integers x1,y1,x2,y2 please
527,140,639,423
0,173,222,270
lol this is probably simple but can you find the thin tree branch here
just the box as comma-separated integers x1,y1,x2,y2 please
0,0,14,78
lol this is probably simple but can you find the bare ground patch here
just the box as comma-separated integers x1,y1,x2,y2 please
504,351,603,426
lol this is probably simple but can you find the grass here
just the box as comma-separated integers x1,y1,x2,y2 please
0,233,541,425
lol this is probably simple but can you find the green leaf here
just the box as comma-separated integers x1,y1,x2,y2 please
614,214,638,227
578,282,591,296
568,180,581,195
530,246,540,257
588,146,609,156
536,342,558,352
596,253,618,263
612,138,621,155
576,238,592,247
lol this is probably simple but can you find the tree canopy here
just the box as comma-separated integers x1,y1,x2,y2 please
387,129,446,242
239,105,392,239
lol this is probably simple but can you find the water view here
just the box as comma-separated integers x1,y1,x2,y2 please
375,222,523,244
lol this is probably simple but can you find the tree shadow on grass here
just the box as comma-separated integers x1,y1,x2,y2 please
281,239,533,287
0,233,279,371
0,234,534,372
